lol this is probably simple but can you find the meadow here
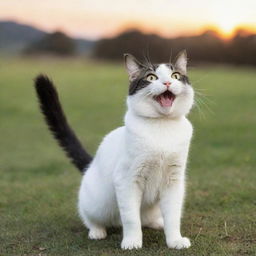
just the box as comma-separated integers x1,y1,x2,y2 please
0,57,256,256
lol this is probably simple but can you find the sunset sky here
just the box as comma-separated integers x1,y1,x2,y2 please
0,0,256,39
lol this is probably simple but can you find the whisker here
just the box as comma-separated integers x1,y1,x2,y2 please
169,48,173,64
194,98,206,119
193,90,215,118
191,73,211,86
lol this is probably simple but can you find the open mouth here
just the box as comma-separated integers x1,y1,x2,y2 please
154,90,175,107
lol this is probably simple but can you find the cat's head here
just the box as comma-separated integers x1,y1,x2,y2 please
124,50,194,119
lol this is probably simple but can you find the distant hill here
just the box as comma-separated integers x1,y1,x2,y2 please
0,21,95,55
0,21,47,54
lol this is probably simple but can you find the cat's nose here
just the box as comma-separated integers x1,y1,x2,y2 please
163,81,171,87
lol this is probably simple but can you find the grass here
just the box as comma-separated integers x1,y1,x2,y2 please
0,57,256,256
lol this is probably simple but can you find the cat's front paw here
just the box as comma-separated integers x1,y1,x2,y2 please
121,237,142,250
167,237,191,249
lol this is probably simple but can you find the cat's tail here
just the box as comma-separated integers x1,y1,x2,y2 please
34,75,92,173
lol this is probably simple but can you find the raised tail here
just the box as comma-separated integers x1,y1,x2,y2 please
34,75,92,172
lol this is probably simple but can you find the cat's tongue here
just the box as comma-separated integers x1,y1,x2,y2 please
159,95,174,107
157,91,175,107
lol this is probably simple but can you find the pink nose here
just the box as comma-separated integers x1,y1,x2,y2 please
163,81,171,87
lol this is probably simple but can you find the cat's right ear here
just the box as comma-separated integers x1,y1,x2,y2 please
124,54,144,81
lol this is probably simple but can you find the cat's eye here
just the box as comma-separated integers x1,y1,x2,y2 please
171,72,181,80
146,74,158,82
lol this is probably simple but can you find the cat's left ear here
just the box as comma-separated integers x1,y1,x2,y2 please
124,54,144,81
174,50,187,74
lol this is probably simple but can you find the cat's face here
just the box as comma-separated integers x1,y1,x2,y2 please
125,51,194,119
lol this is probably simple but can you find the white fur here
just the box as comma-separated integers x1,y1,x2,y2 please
78,63,194,250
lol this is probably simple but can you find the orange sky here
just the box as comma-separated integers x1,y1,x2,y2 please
0,0,255,39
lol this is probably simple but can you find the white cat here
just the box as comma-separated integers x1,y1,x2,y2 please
34,50,194,250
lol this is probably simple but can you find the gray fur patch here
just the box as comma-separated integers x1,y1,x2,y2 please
128,62,189,96
129,68,152,95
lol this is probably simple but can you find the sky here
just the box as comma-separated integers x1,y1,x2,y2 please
0,0,256,39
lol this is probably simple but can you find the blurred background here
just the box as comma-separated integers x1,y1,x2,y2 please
1,1,256,256
1,0,256,64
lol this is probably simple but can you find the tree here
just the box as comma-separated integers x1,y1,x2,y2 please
25,31,75,56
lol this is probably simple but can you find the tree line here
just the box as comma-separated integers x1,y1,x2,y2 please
93,29,256,66
25,29,256,66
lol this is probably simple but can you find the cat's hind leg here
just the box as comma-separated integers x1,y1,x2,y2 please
141,204,164,230
80,211,107,240
88,225,107,240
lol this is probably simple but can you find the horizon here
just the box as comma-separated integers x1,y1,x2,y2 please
0,0,256,40
1,18,255,42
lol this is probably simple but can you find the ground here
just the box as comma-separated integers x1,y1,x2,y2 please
0,57,256,256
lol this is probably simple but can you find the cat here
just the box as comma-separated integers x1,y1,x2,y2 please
34,50,194,250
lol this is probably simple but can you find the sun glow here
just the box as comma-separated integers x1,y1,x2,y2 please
213,7,245,38
218,20,237,37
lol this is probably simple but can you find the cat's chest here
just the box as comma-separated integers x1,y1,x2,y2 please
136,152,183,205
125,117,192,204
126,117,192,155
130,134,190,205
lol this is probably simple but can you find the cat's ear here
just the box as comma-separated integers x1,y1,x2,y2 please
174,50,187,74
124,54,144,81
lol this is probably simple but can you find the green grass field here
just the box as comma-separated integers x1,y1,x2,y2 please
1,57,256,256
